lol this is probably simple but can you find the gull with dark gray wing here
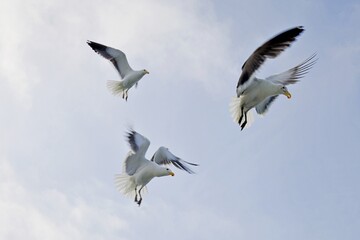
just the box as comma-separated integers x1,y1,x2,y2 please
115,129,198,206
230,26,317,130
87,40,149,100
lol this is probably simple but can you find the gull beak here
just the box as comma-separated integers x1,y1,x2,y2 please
145,70,149,74
284,91,292,99
169,171,175,176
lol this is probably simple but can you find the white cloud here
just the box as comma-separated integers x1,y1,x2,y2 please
0,1,237,239
1,0,360,239
0,0,37,108
86,0,234,94
0,157,128,240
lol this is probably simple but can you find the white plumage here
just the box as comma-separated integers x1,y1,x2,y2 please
115,130,198,206
230,26,317,130
87,40,149,100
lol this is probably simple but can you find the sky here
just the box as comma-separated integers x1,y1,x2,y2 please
0,0,359,239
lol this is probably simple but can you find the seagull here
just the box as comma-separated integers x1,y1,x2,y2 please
230,26,317,130
115,129,198,206
87,40,149,100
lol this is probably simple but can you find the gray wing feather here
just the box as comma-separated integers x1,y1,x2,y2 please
87,40,133,78
123,151,147,176
151,147,198,174
255,96,278,115
126,130,150,158
266,53,317,85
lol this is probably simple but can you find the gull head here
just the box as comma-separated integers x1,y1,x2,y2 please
280,86,291,99
143,69,149,75
166,168,175,177
157,167,175,177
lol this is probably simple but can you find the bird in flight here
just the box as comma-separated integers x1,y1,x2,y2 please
87,41,149,100
230,26,317,130
115,129,198,206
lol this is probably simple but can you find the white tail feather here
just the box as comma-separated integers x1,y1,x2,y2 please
107,80,125,96
114,174,147,198
229,96,254,129
114,174,136,198
229,96,242,123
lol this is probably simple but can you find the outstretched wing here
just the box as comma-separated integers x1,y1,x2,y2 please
266,53,317,85
256,54,317,115
87,40,133,78
237,26,304,96
126,129,150,158
151,147,198,174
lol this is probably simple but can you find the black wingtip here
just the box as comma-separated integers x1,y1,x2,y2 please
86,40,108,52
125,128,135,140
297,26,305,35
86,40,93,47
185,161,199,166
124,128,139,152
287,26,305,37
172,157,198,174
264,26,305,52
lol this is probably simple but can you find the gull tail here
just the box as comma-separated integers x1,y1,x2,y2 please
229,96,242,123
107,80,125,96
229,96,254,128
114,174,147,198
114,174,136,197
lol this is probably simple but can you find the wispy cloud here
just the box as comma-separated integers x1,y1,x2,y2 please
1,0,360,239
0,157,128,240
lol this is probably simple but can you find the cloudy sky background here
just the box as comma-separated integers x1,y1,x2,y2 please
1,0,359,239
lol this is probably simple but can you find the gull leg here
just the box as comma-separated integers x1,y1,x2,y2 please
134,187,138,203
125,90,129,101
137,186,144,206
241,111,248,130
238,107,244,126
122,91,125,99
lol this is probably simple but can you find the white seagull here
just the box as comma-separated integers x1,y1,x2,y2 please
115,129,198,206
230,26,317,130
87,40,149,100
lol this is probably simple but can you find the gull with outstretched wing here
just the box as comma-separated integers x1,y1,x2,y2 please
115,129,198,206
230,26,317,130
87,41,149,100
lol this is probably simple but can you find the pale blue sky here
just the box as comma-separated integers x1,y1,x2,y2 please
0,0,359,239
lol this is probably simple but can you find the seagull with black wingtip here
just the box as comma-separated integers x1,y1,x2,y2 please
115,129,198,206
87,40,149,101
230,26,317,130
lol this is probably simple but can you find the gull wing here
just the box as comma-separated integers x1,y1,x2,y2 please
236,26,304,96
266,53,317,85
151,147,198,174
255,96,278,115
256,54,317,115
126,130,150,158
87,40,133,78
122,151,147,176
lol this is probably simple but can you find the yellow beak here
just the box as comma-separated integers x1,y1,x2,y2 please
284,91,292,99
169,172,175,176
